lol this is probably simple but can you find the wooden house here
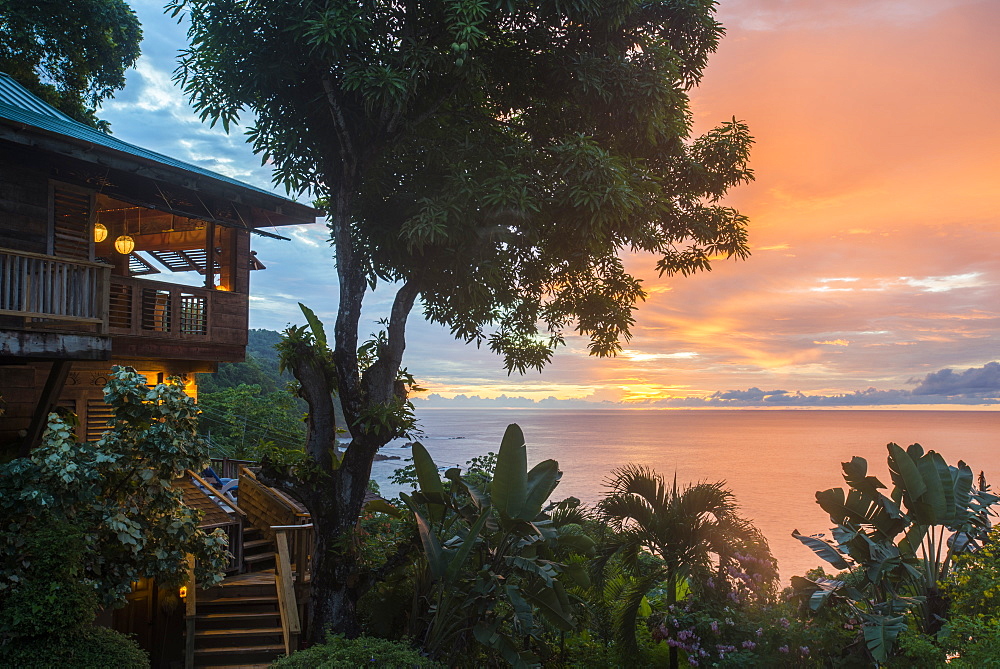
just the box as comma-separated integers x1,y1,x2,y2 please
0,72,318,459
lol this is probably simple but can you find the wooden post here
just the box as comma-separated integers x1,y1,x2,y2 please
184,554,196,669
204,222,215,289
274,530,300,654
20,360,71,457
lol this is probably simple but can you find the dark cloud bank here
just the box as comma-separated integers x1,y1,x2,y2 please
415,362,1000,409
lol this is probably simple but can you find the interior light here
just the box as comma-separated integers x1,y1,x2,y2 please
93,222,108,243
114,235,135,254
179,585,188,599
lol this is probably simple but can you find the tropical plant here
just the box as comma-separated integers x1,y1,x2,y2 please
0,366,229,608
172,0,754,636
597,465,778,667
400,424,594,666
792,443,999,663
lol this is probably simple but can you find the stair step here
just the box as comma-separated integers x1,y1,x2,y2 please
243,538,273,550
194,643,285,656
197,611,281,622
200,596,278,606
196,627,283,638
244,552,276,564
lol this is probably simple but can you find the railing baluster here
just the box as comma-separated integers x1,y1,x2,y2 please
0,249,108,325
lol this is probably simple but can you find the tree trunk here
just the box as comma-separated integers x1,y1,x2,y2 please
262,177,420,641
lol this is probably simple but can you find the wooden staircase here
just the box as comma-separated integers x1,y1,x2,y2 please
183,468,313,668
192,570,286,668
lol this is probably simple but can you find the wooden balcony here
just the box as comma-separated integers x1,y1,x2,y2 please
108,276,248,361
0,248,110,331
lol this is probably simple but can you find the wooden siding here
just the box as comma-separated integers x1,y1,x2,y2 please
0,152,49,254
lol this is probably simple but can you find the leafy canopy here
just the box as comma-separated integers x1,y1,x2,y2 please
172,0,753,373
0,0,142,130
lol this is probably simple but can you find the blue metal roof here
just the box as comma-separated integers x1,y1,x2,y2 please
0,72,295,204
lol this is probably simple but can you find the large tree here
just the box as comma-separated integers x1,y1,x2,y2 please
0,0,142,130
172,0,754,638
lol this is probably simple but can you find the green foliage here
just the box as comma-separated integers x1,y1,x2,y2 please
596,465,778,663
0,367,229,609
272,633,443,668
792,444,998,663
399,424,592,666
173,0,754,637
0,624,149,668
197,383,306,459
171,0,753,373
0,516,95,638
0,0,142,130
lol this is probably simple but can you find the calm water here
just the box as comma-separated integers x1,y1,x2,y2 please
370,409,1000,582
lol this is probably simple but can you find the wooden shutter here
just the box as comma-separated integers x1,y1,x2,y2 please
51,183,93,260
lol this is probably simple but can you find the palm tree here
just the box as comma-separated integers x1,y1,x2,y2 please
596,464,777,667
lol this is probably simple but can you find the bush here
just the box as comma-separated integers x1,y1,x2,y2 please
0,625,149,668
272,634,444,668
0,516,96,637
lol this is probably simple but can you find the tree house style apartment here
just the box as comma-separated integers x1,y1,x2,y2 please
0,73,317,458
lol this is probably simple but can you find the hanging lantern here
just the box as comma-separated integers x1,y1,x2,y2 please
114,235,135,254
93,222,108,243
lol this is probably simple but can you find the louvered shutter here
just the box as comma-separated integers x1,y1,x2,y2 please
51,183,93,260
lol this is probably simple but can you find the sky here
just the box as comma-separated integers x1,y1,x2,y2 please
97,0,1000,408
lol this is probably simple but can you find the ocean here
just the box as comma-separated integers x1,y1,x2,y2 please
370,408,1000,582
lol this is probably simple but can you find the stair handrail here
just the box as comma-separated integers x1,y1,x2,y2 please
187,469,247,517
272,523,313,654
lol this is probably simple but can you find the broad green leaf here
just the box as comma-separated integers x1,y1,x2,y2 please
887,442,927,507
444,511,488,583
297,302,327,350
863,614,907,663
411,442,444,495
525,580,574,631
913,449,948,525
402,494,444,580
522,459,560,520
492,424,527,521
792,530,850,570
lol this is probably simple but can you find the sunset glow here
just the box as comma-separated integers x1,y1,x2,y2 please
100,0,1000,407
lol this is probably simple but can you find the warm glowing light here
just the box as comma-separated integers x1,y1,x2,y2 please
114,235,135,254
179,585,188,598
215,285,228,291
93,222,108,243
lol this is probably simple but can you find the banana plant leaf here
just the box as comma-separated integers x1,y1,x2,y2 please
792,529,850,570
862,614,907,663
473,621,537,668
493,424,528,521
505,583,535,630
913,449,948,525
297,302,327,350
790,575,844,611
404,495,445,580
841,457,887,497
887,442,927,507
444,511,489,583
525,579,575,631
522,459,561,520
411,441,446,523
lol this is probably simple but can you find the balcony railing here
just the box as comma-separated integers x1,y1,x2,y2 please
0,248,110,332
108,276,246,346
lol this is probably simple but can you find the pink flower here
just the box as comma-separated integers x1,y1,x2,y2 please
779,645,789,654
710,621,719,633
